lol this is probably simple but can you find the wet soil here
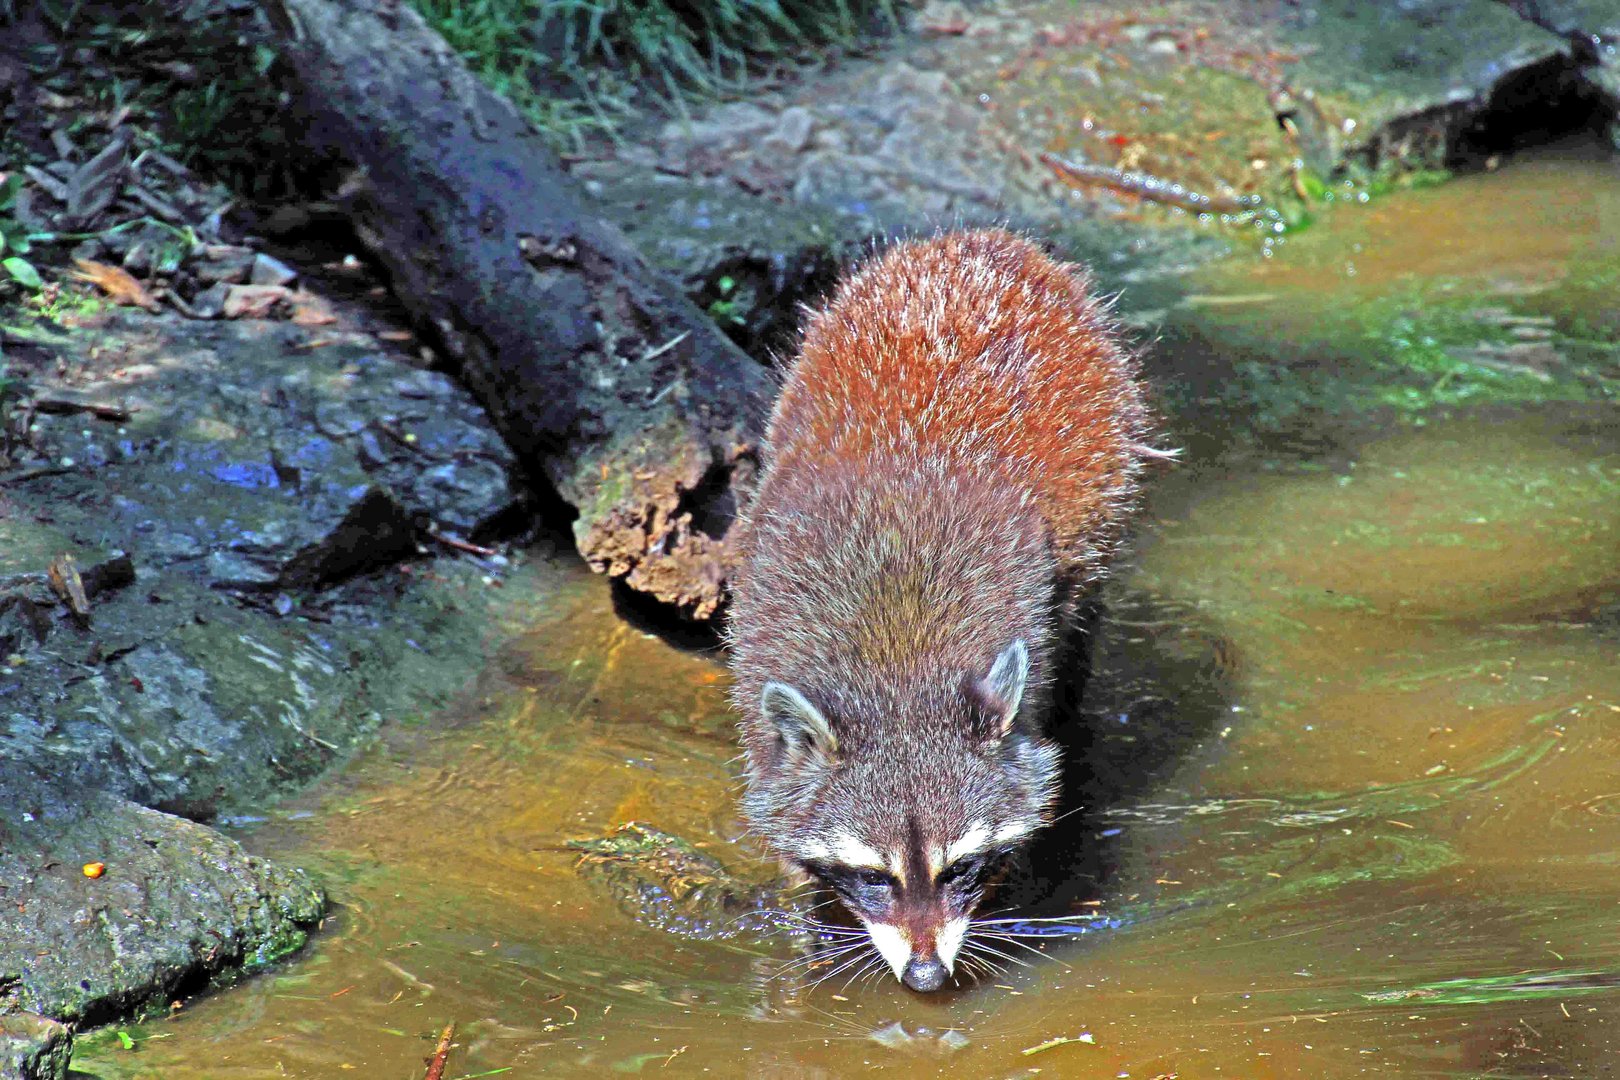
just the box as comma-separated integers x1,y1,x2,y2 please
68,156,1620,1080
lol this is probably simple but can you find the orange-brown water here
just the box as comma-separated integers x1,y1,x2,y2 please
72,158,1620,1079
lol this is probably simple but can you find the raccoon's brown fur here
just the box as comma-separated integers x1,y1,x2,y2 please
726,229,1154,988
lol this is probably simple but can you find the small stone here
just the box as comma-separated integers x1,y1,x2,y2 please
206,551,278,588
761,107,815,156
659,102,775,151
184,282,230,319
391,370,455,399
616,143,659,169
69,238,106,263
875,63,949,102
222,283,295,319
314,401,366,437
192,255,252,285
121,240,152,273
250,252,298,287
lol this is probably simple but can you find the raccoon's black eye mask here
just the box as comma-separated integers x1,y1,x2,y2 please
801,847,1014,902
939,847,1016,893
803,861,895,900
937,854,986,889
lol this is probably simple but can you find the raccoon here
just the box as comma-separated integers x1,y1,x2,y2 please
728,229,1154,991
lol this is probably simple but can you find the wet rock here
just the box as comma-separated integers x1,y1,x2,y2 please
1496,0,1620,112
0,763,324,1028
0,311,525,816
569,822,779,940
1495,0,1620,40
1284,0,1570,170
0,1014,70,1080
206,550,278,587
0,595,51,656
659,102,779,170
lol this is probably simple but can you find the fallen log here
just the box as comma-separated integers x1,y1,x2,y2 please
259,0,770,618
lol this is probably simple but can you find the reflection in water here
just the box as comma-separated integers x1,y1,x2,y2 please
73,169,1620,1079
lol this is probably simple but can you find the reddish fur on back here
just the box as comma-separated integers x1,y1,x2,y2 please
728,228,1155,854
766,228,1150,584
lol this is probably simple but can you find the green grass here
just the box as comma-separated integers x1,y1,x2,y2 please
411,0,903,148
39,0,898,197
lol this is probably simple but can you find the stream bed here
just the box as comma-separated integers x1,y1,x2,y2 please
70,154,1620,1079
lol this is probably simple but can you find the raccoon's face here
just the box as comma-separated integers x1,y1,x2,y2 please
749,640,1060,992
793,781,1031,991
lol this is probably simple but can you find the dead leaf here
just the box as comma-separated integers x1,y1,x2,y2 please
46,553,91,623
71,258,160,311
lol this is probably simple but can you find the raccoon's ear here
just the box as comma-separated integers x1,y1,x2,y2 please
762,682,839,762
970,639,1029,742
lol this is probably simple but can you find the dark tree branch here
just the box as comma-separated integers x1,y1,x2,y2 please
260,0,770,618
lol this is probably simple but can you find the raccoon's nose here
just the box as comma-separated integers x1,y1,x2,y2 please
901,955,949,992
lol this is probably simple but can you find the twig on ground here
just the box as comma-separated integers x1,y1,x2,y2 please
424,1022,455,1080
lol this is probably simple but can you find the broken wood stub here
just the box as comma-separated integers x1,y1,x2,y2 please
261,0,771,618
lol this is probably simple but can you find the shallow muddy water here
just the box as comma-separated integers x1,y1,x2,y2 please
73,161,1620,1079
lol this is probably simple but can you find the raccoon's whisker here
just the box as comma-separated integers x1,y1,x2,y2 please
963,934,1037,965
960,939,1032,971
771,906,861,926
856,954,894,990
784,957,863,995
807,943,879,990
972,929,1055,950
1046,802,1090,828
842,953,889,993
774,939,874,984
956,952,997,982
733,905,850,925
973,931,1082,945
971,932,1074,972
726,907,820,931
767,905,860,925
767,916,867,936
972,939,1049,965
774,925,870,944
774,940,872,982
774,944,865,977
957,949,1009,981
971,913,1109,924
